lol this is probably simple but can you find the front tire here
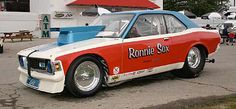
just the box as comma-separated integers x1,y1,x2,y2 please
65,56,104,97
173,47,206,78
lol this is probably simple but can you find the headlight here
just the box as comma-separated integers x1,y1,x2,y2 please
18,56,28,69
19,56,24,67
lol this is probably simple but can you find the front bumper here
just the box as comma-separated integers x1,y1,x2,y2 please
18,66,65,93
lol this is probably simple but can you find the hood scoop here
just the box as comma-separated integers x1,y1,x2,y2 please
52,26,105,46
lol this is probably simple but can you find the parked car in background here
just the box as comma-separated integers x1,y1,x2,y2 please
227,13,236,20
17,10,221,97
217,20,236,35
0,38,3,53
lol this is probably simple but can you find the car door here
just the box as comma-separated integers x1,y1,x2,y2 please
163,15,188,63
122,14,172,74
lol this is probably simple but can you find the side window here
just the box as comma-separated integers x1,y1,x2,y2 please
164,15,186,33
153,15,166,34
126,14,166,38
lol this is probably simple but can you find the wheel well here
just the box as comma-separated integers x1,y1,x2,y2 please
74,54,108,66
65,53,109,85
73,53,109,75
195,44,209,58
77,54,110,84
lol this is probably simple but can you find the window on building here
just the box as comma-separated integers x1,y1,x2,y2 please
164,15,186,33
127,14,166,38
0,0,29,12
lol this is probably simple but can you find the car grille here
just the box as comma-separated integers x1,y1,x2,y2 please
30,58,49,70
18,56,53,74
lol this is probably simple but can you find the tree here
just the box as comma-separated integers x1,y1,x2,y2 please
164,0,229,16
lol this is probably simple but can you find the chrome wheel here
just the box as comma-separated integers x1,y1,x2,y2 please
74,61,101,92
187,47,201,69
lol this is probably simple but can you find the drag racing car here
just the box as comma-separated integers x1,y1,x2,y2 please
17,10,220,97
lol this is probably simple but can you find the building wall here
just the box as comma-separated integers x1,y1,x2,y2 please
41,0,163,27
230,0,236,6
0,0,48,37
1,0,163,38
0,12,39,37
150,0,163,10
30,0,50,14
31,0,96,27
28,0,96,37
30,0,163,27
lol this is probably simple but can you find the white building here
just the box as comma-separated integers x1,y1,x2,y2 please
0,0,163,38
230,0,236,6
151,0,163,10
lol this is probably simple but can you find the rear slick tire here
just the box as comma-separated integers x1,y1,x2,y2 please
173,47,206,78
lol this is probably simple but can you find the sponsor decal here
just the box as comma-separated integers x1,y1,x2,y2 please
124,72,136,76
137,70,145,74
55,13,64,18
147,68,154,73
113,67,120,75
128,43,169,59
112,76,119,81
123,70,145,77
143,60,152,63
54,11,73,19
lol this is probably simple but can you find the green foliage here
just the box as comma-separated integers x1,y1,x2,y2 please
164,0,229,16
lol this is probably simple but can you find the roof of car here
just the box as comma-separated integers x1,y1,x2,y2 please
113,9,178,14
111,10,199,29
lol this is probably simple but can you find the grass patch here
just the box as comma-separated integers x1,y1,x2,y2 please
141,94,236,109
189,96,236,109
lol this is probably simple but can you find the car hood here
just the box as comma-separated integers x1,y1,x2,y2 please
17,38,122,60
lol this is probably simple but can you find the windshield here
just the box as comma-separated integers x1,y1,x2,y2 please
90,14,134,38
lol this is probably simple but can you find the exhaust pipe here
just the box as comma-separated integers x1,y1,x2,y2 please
206,59,215,63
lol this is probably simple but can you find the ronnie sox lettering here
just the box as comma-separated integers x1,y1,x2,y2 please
128,43,169,59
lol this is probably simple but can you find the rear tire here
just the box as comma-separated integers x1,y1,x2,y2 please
65,56,104,97
173,47,206,78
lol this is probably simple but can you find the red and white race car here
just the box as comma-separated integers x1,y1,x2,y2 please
17,10,220,97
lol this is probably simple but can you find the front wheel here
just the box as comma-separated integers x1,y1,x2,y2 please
65,56,104,97
173,47,206,78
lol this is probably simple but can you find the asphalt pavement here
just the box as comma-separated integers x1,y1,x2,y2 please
0,39,235,109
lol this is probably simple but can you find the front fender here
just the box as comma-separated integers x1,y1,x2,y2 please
55,43,123,76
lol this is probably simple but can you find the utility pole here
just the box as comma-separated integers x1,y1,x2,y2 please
234,0,236,6
4,0,6,11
